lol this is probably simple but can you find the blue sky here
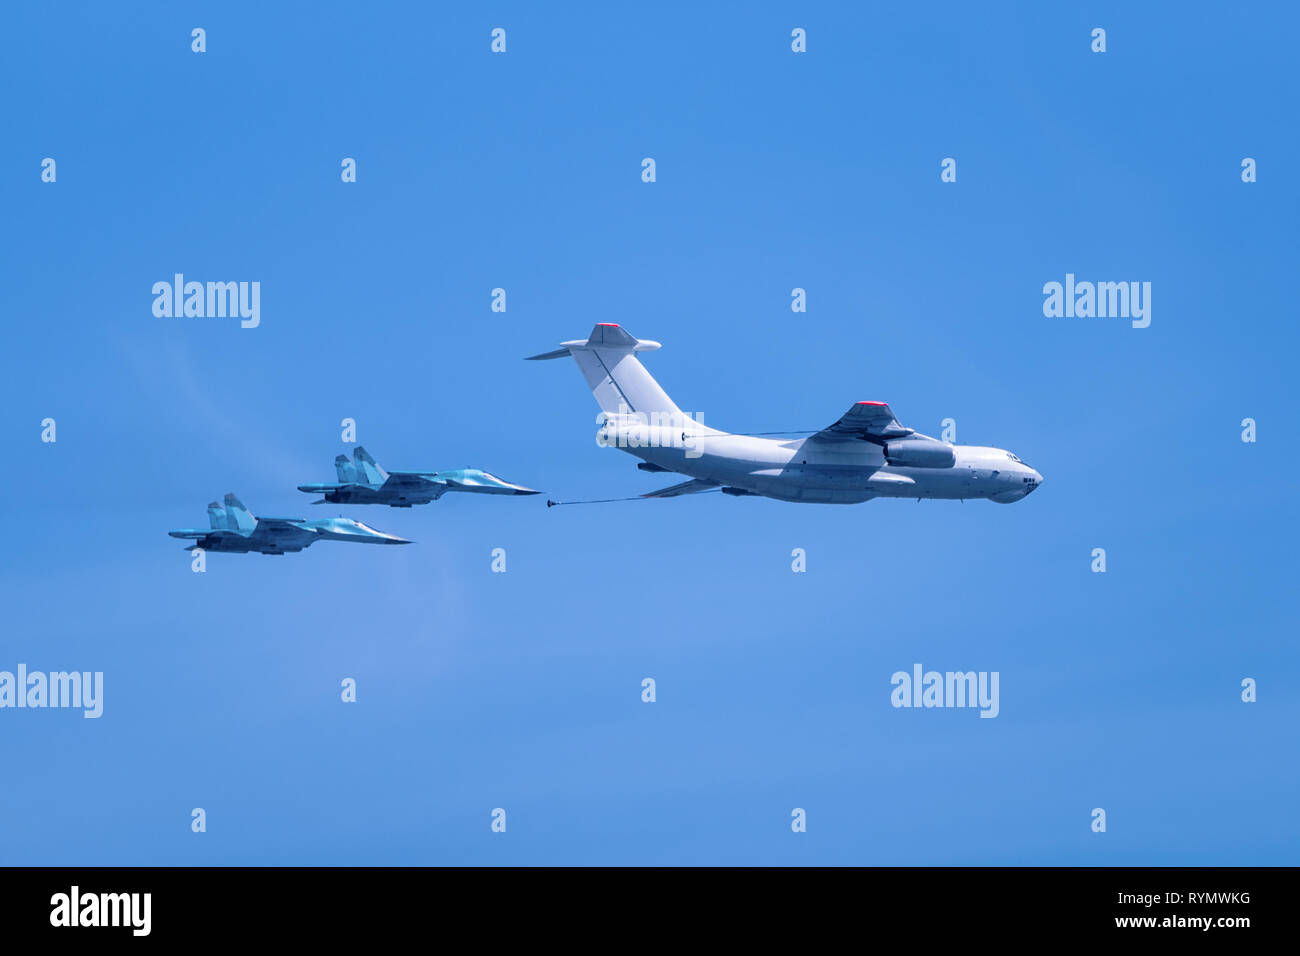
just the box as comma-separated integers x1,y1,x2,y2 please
2,1,1296,865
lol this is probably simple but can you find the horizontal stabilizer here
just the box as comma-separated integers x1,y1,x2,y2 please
526,323,674,415
526,324,661,360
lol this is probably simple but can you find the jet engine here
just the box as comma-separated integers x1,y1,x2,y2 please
883,438,956,468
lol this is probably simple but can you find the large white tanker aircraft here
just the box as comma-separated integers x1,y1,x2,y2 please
528,324,1043,505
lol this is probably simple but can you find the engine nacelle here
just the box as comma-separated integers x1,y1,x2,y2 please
883,438,955,469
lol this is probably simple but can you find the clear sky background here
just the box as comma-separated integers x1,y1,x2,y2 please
2,2,1296,865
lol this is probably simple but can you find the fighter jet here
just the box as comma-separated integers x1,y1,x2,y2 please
527,323,1043,505
297,446,539,507
169,493,412,554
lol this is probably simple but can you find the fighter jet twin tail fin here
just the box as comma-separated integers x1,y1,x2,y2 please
207,493,256,532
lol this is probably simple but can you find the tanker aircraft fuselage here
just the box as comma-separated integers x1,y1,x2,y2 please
528,324,1043,505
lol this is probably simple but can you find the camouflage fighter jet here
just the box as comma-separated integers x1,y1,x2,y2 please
297,446,539,507
169,493,412,554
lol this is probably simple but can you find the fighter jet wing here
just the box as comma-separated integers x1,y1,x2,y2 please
249,518,321,551
812,401,914,441
380,473,448,499
255,517,316,531
641,478,720,498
